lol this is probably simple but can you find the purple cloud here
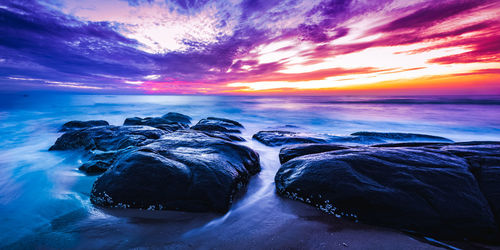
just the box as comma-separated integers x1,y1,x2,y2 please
0,0,499,93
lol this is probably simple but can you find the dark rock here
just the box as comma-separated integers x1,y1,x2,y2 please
279,144,351,164
440,142,500,228
351,132,453,143
252,131,327,146
275,144,499,242
191,117,244,133
49,125,166,152
79,150,123,174
328,135,386,144
123,117,188,131
198,130,245,142
373,142,451,148
153,123,187,132
90,130,260,213
161,112,192,124
206,117,243,128
471,156,500,228
59,120,109,132
79,161,110,174
254,131,452,147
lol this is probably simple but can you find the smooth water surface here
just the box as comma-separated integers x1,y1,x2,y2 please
0,94,499,249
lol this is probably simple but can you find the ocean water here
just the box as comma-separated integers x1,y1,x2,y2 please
0,94,499,249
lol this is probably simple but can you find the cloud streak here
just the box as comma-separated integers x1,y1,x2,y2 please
0,0,499,94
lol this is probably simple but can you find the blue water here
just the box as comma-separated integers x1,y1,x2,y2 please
0,94,499,249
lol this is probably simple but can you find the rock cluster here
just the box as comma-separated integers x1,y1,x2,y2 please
275,141,500,242
50,113,260,213
50,116,500,243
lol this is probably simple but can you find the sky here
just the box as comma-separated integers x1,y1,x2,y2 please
0,0,499,95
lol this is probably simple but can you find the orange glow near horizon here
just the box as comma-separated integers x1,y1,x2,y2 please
2,0,500,95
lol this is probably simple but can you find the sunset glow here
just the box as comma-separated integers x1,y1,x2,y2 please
1,0,499,94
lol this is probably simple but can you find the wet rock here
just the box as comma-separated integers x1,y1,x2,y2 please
279,144,351,164
123,117,188,132
275,144,499,242
191,117,244,133
90,130,260,213
49,125,167,152
254,131,453,147
351,132,453,143
328,135,386,144
440,142,500,228
59,120,109,132
252,131,327,146
253,131,444,147
197,130,245,142
161,112,192,124
79,150,123,174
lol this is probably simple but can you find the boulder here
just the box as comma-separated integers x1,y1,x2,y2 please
90,130,260,213
59,120,109,132
279,144,351,164
49,125,166,152
440,142,500,228
123,117,188,132
161,112,192,124
275,144,499,242
252,131,327,146
351,132,453,143
328,135,386,144
191,117,243,133
253,131,453,147
197,130,245,142
79,150,124,174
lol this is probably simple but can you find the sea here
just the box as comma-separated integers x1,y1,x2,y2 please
0,94,499,249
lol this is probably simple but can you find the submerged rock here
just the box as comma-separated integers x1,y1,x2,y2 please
161,112,192,124
279,144,351,164
351,132,453,143
79,150,124,174
49,125,167,152
123,117,189,132
253,131,327,146
328,135,386,144
275,142,500,242
59,120,109,132
197,130,245,142
254,130,452,147
191,117,244,133
90,130,260,213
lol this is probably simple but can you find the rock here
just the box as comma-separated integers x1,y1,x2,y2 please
59,120,109,132
253,131,327,146
123,117,188,131
79,150,123,174
471,157,500,228
254,130,453,147
279,144,351,164
440,142,500,228
161,112,192,124
191,117,243,133
275,144,499,242
90,130,260,213
351,132,453,143
49,125,167,152
328,135,386,145
206,117,243,128
197,130,245,142
373,142,451,148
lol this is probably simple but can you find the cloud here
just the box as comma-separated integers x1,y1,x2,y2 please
0,0,499,93
375,0,479,32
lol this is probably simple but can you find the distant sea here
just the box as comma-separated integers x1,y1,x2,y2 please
0,94,499,248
